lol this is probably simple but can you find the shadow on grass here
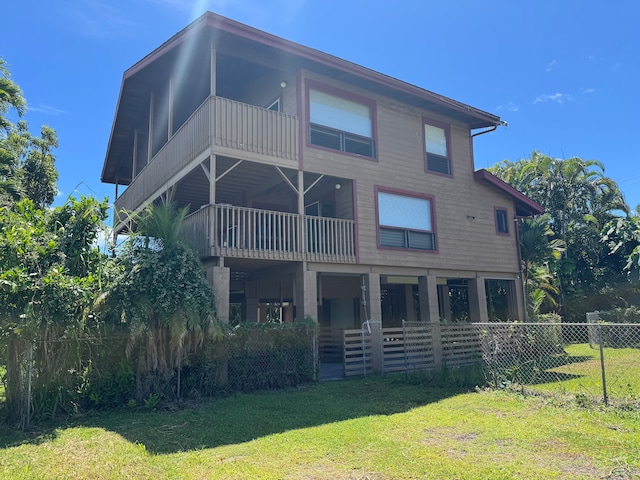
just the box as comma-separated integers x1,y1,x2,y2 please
0,375,472,454
489,354,597,386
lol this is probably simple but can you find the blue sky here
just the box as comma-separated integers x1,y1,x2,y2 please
4,0,640,211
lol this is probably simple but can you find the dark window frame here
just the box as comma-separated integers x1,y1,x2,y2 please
306,80,377,160
423,116,453,177
495,207,510,235
375,186,438,253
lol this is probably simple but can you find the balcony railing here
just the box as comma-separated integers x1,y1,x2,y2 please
114,96,299,215
183,204,356,264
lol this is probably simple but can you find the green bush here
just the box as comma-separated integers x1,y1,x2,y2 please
179,320,318,396
596,306,640,348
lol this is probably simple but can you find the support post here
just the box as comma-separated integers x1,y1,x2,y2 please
363,273,383,373
207,265,230,324
294,264,317,321
419,275,442,367
468,277,489,323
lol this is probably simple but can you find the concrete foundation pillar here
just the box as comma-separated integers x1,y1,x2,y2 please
245,281,258,323
363,273,381,322
404,284,417,322
468,277,489,323
363,273,383,373
207,266,230,324
513,277,526,322
419,275,442,366
294,266,318,321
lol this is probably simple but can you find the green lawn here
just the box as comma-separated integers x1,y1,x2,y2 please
522,343,640,403
1,376,639,479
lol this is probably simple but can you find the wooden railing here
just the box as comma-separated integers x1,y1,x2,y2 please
213,96,298,160
182,204,356,263
114,96,299,215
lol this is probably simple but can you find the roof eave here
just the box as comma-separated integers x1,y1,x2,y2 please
473,169,544,217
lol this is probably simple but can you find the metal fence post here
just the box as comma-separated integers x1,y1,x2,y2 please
597,324,608,406
312,329,318,381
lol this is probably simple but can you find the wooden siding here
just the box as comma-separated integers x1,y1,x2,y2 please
182,204,356,263
300,71,521,275
114,96,299,214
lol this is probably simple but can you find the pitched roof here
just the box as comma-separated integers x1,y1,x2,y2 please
102,12,504,184
473,169,544,217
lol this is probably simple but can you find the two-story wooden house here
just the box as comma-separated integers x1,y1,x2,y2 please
101,12,542,348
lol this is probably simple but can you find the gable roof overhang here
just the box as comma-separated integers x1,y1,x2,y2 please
473,169,544,217
102,12,504,185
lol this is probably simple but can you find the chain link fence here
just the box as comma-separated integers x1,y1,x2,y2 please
1,322,318,427
478,319,640,406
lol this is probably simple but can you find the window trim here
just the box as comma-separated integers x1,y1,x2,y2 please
422,116,453,177
305,79,378,161
494,206,510,236
375,186,438,253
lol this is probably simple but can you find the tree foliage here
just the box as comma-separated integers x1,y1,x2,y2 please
490,151,632,320
0,196,110,423
98,203,220,401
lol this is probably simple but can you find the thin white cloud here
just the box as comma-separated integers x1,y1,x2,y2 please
29,105,67,116
496,102,520,113
533,93,572,105
611,63,622,71
580,87,596,94
546,59,557,72
69,1,135,38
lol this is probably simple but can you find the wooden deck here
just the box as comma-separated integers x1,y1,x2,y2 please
114,95,299,215
183,204,356,263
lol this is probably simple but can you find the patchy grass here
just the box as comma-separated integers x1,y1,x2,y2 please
1,376,639,479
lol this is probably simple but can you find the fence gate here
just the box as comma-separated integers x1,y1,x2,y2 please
343,320,382,377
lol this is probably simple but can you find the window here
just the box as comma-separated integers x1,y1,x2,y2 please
308,87,375,158
495,208,509,234
377,190,436,251
423,118,452,175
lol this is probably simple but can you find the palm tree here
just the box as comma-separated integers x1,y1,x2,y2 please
0,58,26,134
99,203,220,401
518,215,565,317
519,215,565,284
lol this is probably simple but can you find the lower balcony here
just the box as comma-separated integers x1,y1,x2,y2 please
183,204,356,263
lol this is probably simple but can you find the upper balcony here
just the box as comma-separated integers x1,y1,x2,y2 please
114,95,299,215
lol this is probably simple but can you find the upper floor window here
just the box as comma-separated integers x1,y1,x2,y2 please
495,207,509,235
377,190,436,251
308,86,375,158
423,118,452,176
